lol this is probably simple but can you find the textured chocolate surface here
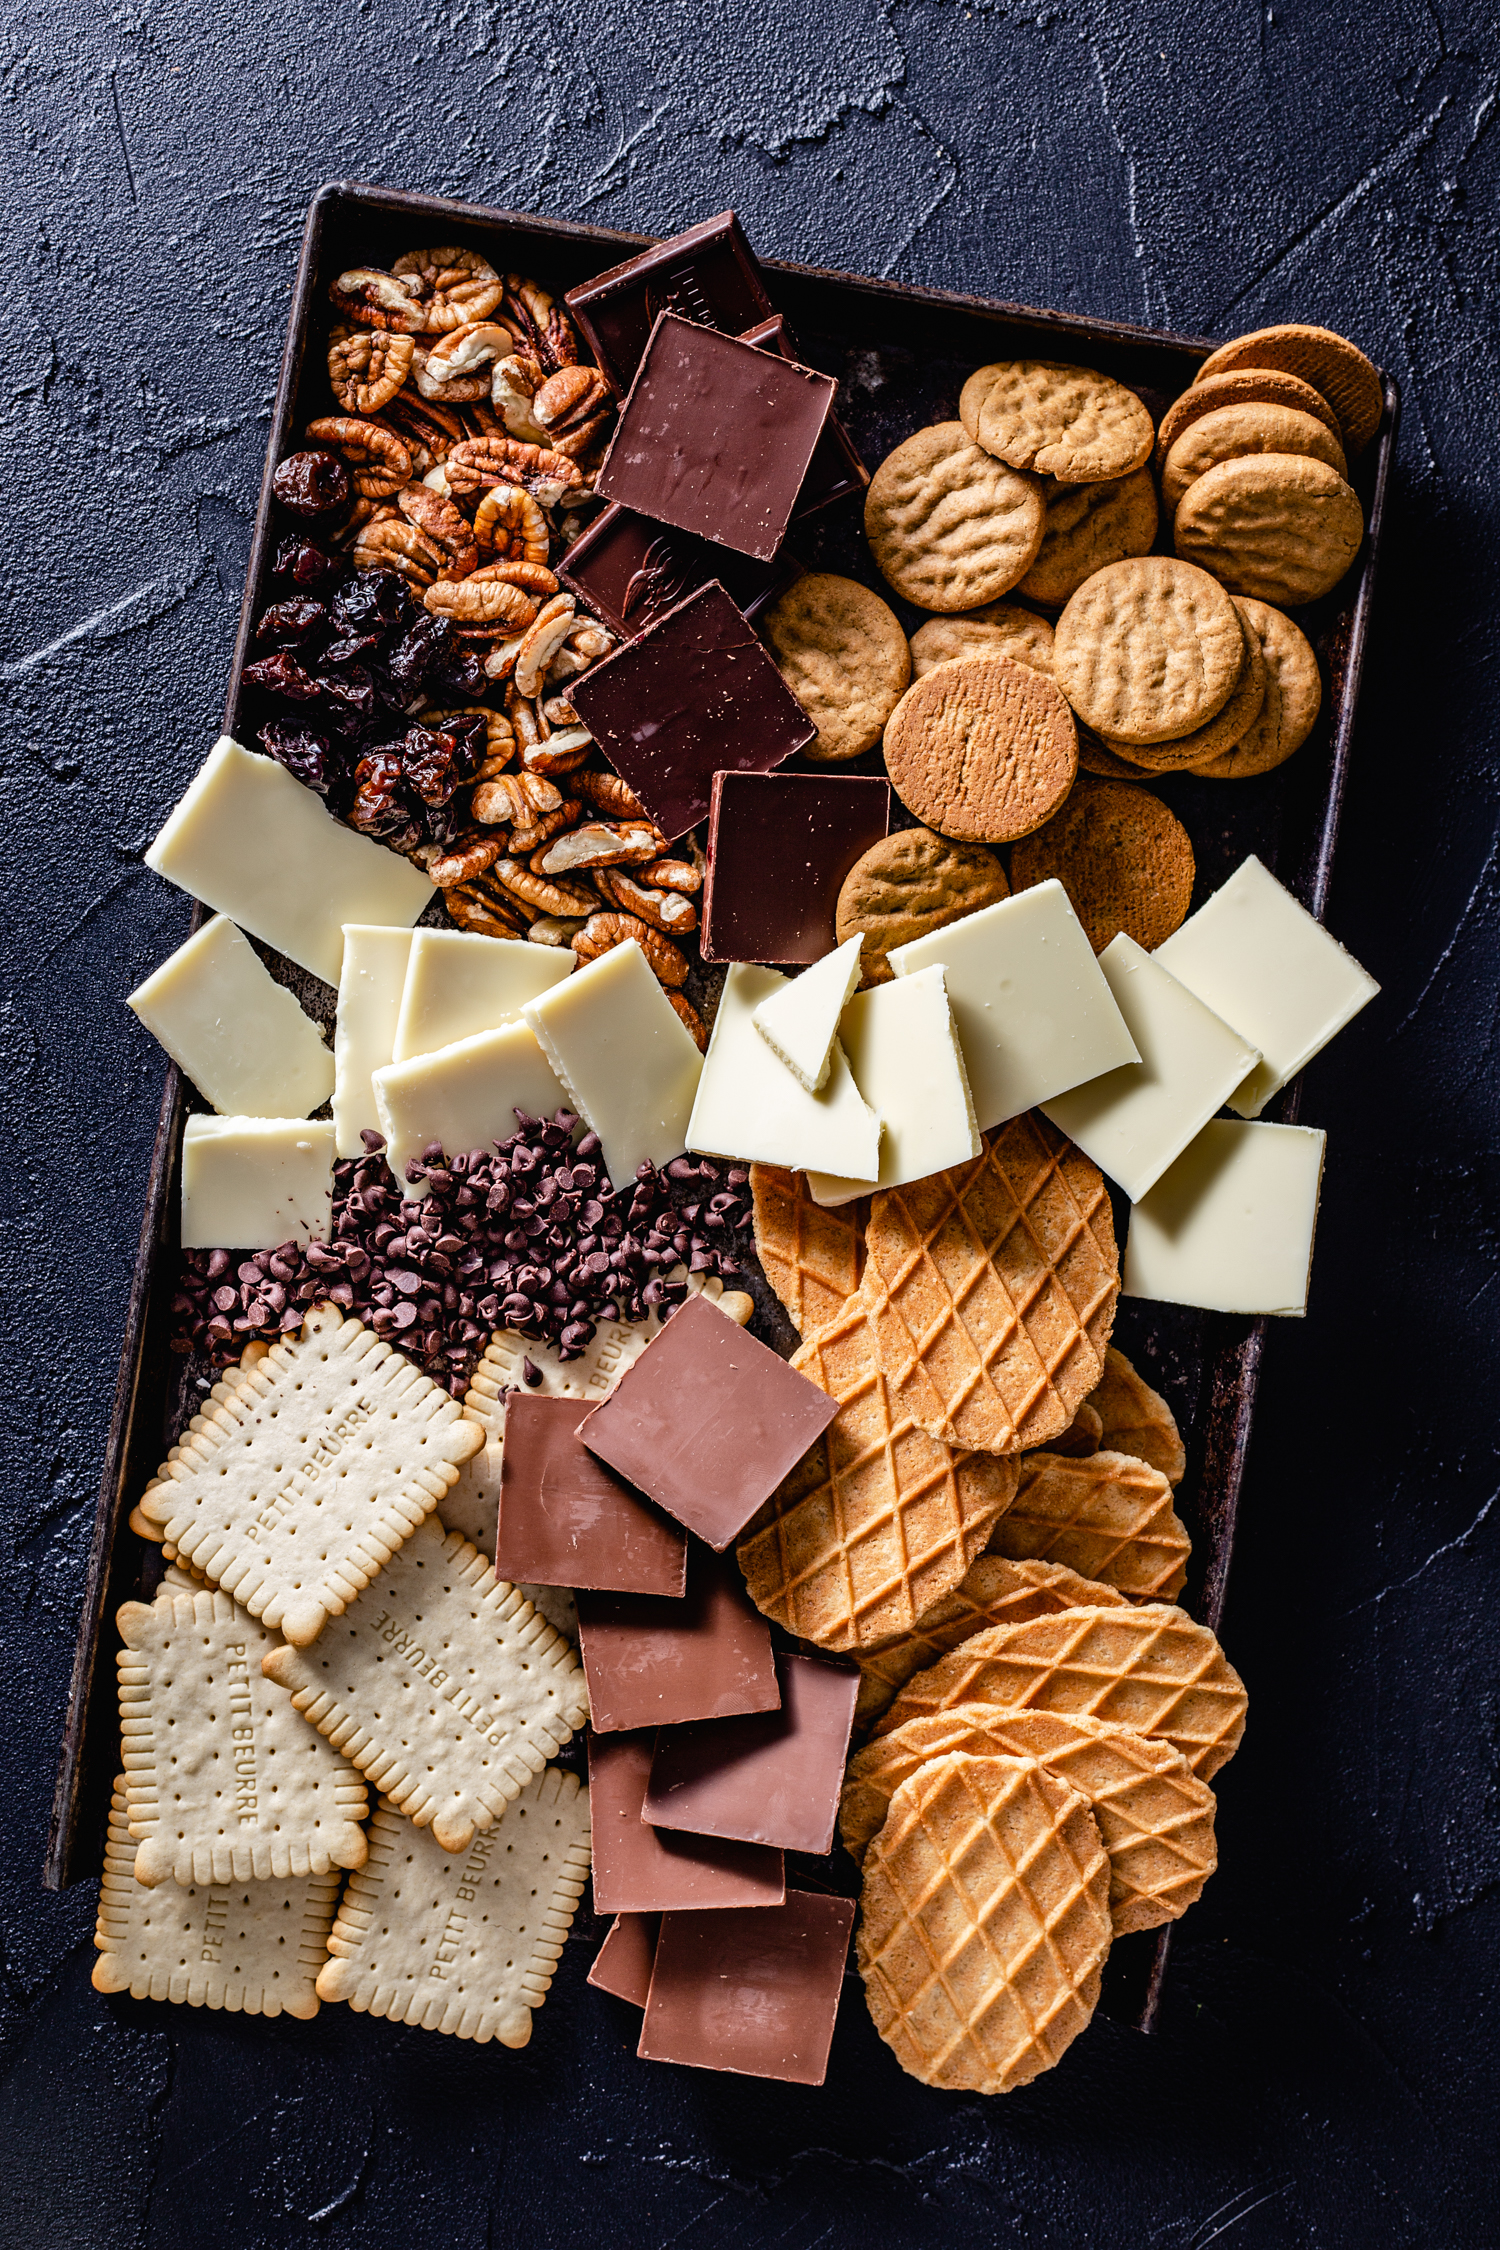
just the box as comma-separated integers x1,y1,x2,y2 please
644,1652,860,1855
702,770,892,963
576,1540,780,1731
639,1891,856,2084
587,1729,785,1913
566,211,775,396
587,1912,660,2007
496,1394,687,1597
557,502,794,640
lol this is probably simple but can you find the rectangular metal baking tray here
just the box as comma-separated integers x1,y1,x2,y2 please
47,182,1397,2031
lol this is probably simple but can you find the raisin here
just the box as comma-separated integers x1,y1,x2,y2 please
384,609,452,692
350,749,421,851
333,570,411,633
431,640,487,699
272,536,336,587
254,598,327,646
261,722,344,800
272,449,351,518
403,715,485,807
313,664,377,719
319,629,384,668
242,651,322,701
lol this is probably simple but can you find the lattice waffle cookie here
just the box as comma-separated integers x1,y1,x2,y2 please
1083,1346,1186,1484
736,1276,1018,1651
92,1778,338,2018
117,1589,368,1886
751,1162,867,1338
317,1770,591,2045
990,1450,1191,1602
865,1114,1119,1453
135,1307,484,1646
857,1751,1110,2093
262,1517,588,1853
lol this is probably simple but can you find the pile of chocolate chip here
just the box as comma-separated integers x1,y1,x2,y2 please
171,1111,754,1394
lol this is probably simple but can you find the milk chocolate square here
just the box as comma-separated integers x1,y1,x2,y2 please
587,1730,784,1914
702,771,892,965
566,212,776,397
738,315,868,519
588,1912,660,2007
596,314,836,562
496,1394,686,1597
644,1652,860,1856
576,1541,780,1732
639,1893,856,2085
569,583,816,842
557,504,794,641
578,1294,839,1549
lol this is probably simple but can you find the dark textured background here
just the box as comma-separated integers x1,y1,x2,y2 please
3,2,1499,2242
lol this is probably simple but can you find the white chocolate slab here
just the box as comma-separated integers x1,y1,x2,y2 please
181,1115,335,1249
523,941,703,1189
128,915,334,1119
393,930,573,1063
807,965,978,1205
889,880,1139,1131
686,961,881,1180
752,935,864,1092
1122,1119,1327,1316
1153,855,1380,1118
373,1021,568,1197
333,925,415,1159
145,737,433,985
1041,936,1261,1202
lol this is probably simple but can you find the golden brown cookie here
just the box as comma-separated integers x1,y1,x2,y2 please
1161,402,1347,515
1010,776,1195,952
1174,453,1364,606
1075,726,1151,780
1154,366,1343,470
991,1450,1191,1602
760,573,911,764
750,1163,866,1336
1052,557,1244,745
1082,1347,1186,1484
959,361,1154,482
1190,597,1321,778
1017,469,1159,607
835,828,1010,985
1192,323,1384,454
865,424,1045,612
882,655,1078,843
909,604,1054,681
1105,599,1266,772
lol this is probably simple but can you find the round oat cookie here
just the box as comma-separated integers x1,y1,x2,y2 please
1011,776,1195,952
1018,469,1159,608
1174,453,1364,606
865,424,1045,612
761,574,910,764
1162,402,1347,516
1154,367,1343,470
836,828,1010,984
1053,557,1243,746
959,361,1154,482
910,604,1054,681
1192,323,1384,455
1192,598,1321,778
883,655,1078,844
1104,600,1266,772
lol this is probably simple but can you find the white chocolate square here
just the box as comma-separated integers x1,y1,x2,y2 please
686,961,881,1180
1153,855,1380,1117
333,925,415,1159
393,930,573,1063
807,965,978,1205
752,935,864,1092
373,1021,569,1197
145,737,433,985
1122,1119,1327,1316
523,941,703,1188
128,915,334,1119
1041,936,1261,1202
889,879,1139,1130
180,1115,335,1249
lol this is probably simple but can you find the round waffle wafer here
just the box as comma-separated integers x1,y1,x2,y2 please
989,1449,1191,1602
750,1163,866,1338
1083,1347,1186,1484
857,1751,1111,2093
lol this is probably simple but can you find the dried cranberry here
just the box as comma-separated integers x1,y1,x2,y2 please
254,598,327,646
350,750,421,851
403,715,484,808
272,536,336,588
261,721,336,793
319,629,384,668
430,640,487,698
314,664,377,719
384,609,452,692
273,449,351,518
242,651,322,701
333,571,410,632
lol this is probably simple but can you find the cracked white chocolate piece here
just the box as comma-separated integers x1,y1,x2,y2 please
1123,1119,1327,1315
752,934,865,1093
180,1114,335,1249
1041,936,1261,1202
128,914,335,1119
523,940,703,1188
1153,855,1379,1117
333,924,415,1159
686,961,881,1180
373,1020,569,1198
145,737,432,985
808,965,979,1206
889,879,1139,1131
393,929,573,1063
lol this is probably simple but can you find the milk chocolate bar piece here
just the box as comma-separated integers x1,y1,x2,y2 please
596,314,836,562
569,583,815,843
738,315,868,518
638,1892,856,2085
576,1541,780,1732
557,504,794,641
578,1294,839,1550
565,211,776,397
587,1730,784,1915
643,1652,859,1856
702,771,892,965
497,1394,687,1597
588,1912,660,2007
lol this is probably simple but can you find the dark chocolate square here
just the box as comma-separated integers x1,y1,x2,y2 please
566,212,776,398
737,316,868,519
578,1294,840,1549
639,1893,856,2085
557,504,795,642
702,771,892,965
588,1912,660,2007
496,1394,686,1597
643,1652,859,1855
587,1730,784,1914
596,314,836,562
569,583,816,842
576,1541,780,1732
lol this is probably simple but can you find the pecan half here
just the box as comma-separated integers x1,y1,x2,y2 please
398,484,479,579
545,619,614,682
502,276,582,374
352,518,440,586
527,914,590,948
411,343,489,404
592,865,700,934
510,799,582,854
471,771,561,827
570,912,690,988
329,268,425,334
447,879,530,937
424,573,538,630
537,821,661,875
391,247,505,333
382,392,469,464
639,856,702,894
547,411,612,465
514,595,577,698
428,834,504,887
491,858,597,919
573,767,647,821
491,353,550,444
305,415,412,498
665,991,709,1050
472,483,549,565
328,326,414,415
482,634,528,683
423,321,515,387
534,366,612,435
520,725,592,778
446,435,583,509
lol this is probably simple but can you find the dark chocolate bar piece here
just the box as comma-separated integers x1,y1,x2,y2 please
738,315,868,518
557,504,794,641
565,211,776,397
587,1729,784,1914
702,770,892,965
588,1912,660,2007
496,1394,686,1597
638,1892,856,2085
576,1540,780,1732
643,1652,859,1856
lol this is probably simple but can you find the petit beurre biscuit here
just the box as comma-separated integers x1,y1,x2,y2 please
882,654,1077,844
991,1449,1191,1602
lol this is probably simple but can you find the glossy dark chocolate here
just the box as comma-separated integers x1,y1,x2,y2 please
496,1394,686,1597
557,503,794,641
701,770,892,964
587,1912,659,2007
565,212,776,398
638,1892,856,2085
738,315,868,518
587,1730,784,1914
643,1652,860,1856
576,1540,780,1732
